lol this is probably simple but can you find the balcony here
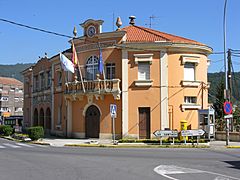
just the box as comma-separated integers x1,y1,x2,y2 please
65,79,121,100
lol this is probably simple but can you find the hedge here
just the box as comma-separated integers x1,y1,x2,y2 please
27,126,44,141
0,125,13,136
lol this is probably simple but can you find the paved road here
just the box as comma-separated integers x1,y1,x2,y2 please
0,138,240,180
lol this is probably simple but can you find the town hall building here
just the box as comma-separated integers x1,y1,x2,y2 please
22,17,212,139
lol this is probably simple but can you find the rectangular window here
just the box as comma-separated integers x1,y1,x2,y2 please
40,72,45,90
184,96,197,104
47,71,51,87
0,107,9,112
57,105,62,125
0,96,8,101
14,97,19,102
15,107,23,112
184,63,195,81
34,75,39,91
58,71,62,86
138,62,150,80
106,63,115,79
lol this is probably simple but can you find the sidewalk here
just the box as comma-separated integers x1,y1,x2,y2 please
35,138,240,148
209,140,240,148
38,138,112,147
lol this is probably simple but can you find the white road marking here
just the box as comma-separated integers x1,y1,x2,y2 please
15,143,34,147
0,145,6,148
3,143,21,148
154,165,239,180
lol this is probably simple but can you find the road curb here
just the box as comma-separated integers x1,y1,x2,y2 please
64,143,210,148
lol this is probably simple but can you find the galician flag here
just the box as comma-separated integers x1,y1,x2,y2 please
60,53,75,73
72,42,78,66
98,48,104,74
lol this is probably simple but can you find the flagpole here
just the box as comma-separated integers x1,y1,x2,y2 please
77,60,85,93
72,41,85,93
59,52,69,137
98,42,106,91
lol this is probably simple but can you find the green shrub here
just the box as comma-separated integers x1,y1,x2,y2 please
0,125,13,136
27,126,44,141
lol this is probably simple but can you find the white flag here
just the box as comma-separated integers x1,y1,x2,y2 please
60,53,75,73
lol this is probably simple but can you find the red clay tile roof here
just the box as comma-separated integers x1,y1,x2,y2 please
0,77,23,86
122,25,204,45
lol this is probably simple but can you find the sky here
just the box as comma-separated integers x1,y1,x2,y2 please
0,0,239,72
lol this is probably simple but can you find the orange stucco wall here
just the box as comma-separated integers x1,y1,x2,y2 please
127,51,161,136
168,53,209,130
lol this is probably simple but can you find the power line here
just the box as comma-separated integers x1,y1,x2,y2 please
211,59,224,63
211,52,225,54
0,18,73,38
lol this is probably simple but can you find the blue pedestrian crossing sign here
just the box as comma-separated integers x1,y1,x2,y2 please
110,104,117,118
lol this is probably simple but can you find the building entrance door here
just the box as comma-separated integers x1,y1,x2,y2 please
139,107,150,139
85,105,100,138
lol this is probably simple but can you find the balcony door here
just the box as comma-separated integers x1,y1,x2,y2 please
85,105,100,138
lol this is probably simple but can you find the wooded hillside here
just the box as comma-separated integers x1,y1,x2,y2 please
0,63,34,82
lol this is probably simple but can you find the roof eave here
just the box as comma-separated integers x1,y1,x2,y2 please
119,42,213,55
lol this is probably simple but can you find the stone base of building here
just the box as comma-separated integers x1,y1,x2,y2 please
72,132,85,138
122,134,138,139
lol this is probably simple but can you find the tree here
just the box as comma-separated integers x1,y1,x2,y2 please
213,78,225,119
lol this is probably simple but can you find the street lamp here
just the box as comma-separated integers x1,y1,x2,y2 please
223,0,230,146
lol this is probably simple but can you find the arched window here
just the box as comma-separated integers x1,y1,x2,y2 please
33,108,38,126
46,108,51,129
39,108,44,127
85,56,99,80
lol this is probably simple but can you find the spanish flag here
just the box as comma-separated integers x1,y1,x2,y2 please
72,42,78,66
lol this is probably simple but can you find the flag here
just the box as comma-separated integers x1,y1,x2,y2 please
72,42,78,66
60,53,75,73
98,48,104,74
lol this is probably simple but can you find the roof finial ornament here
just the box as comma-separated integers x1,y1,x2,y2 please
116,16,122,31
73,26,77,37
129,16,136,25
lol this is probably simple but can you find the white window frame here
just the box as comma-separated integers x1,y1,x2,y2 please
0,107,9,112
134,54,153,87
85,55,99,80
181,55,201,87
15,107,23,112
181,96,201,111
184,96,197,104
0,96,8,101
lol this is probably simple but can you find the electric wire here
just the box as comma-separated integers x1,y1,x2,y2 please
0,18,73,38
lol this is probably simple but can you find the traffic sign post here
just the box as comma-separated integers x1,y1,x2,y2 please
181,129,205,145
223,101,232,146
224,101,232,115
110,104,117,145
153,130,178,145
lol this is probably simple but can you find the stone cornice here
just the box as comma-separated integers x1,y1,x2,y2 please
118,42,213,55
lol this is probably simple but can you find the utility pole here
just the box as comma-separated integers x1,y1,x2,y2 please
227,49,233,132
227,49,232,102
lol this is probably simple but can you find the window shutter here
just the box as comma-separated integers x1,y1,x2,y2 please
138,63,150,80
184,63,195,81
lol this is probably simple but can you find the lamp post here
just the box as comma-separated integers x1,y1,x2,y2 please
223,0,229,146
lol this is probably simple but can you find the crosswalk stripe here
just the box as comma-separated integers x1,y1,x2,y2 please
15,143,34,147
3,143,21,148
0,145,6,148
